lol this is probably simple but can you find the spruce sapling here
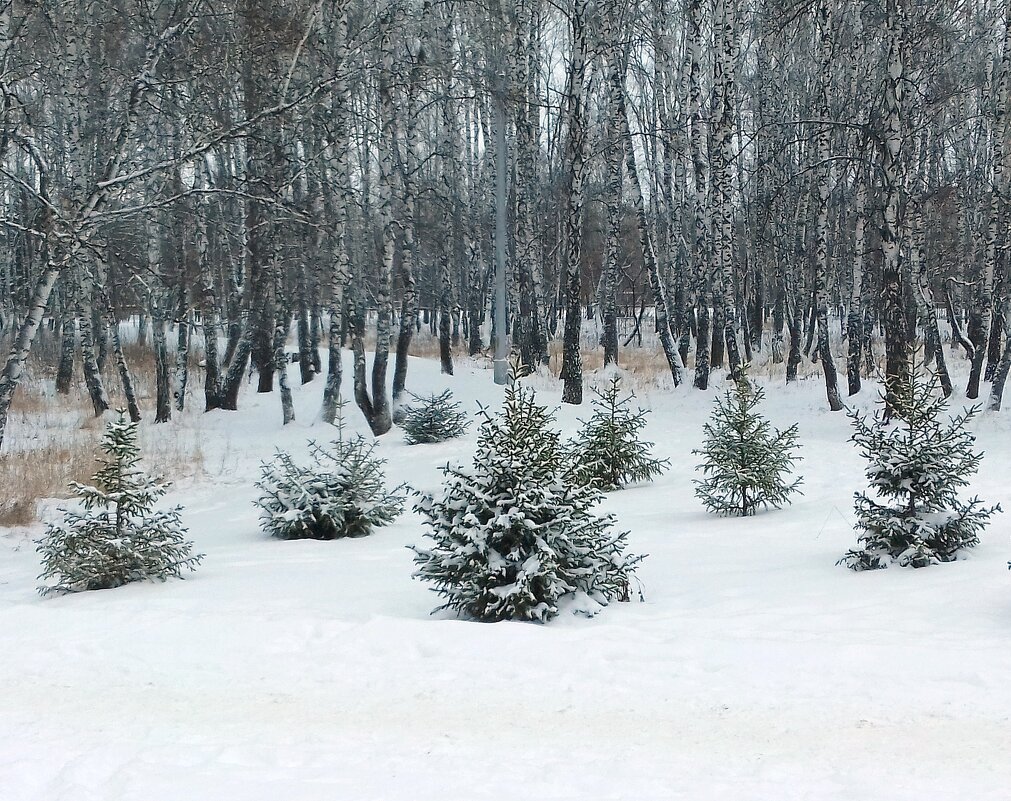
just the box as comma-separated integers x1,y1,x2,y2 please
693,375,802,516
411,363,643,622
568,373,669,490
37,410,202,595
401,390,469,444
839,368,1000,570
255,408,405,540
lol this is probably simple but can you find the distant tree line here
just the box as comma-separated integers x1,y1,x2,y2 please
1,0,1009,448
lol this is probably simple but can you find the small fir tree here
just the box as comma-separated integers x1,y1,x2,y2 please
37,411,202,595
401,390,470,445
411,366,643,623
255,411,405,540
839,369,1000,570
567,373,669,490
693,376,802,516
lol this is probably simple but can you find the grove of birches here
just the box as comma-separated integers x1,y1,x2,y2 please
3,0,1009,614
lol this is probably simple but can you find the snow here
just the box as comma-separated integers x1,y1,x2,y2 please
2,352,1011,800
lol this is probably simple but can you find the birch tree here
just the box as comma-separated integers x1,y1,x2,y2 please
560,0,590,405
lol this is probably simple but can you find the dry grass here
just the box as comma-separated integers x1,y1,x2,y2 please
0,325,211,528
545,340,682,379
407,335,450,359
364,320,857,390
2,348,206,528
544,339,677,383
540,336,841,395
8,382,68,417
0,442,98,527
0,419,205,528
402,328,681,380
118,338,205,402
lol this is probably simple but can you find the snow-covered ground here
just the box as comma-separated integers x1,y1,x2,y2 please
2,352,1010,801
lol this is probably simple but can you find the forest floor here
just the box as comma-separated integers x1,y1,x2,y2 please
2,346,1011,800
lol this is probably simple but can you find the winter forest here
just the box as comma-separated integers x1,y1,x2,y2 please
3,0,1011,799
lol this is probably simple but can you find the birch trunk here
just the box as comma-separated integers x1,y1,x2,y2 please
813,0,843,410
987,2,1011,410
910,202,952,396
353,1,396,436
321,7,352,425
56,289,76,395
711,0,742,379
393,5,423,400
847,177,867,395
436,0,457,378
98,284,141,423
174,293,189,413
600,8,624,368
78,269,110,418
880,0,910,413
152,292,172,424
688,0,711,388
560,0,590,404
512,0,547,370
272,266,295,426
198,209,223,412
786,176,809,383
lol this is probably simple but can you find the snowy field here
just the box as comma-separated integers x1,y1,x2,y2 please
2,351,1011,801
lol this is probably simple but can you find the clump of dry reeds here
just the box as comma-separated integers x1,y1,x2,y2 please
1,341,206,527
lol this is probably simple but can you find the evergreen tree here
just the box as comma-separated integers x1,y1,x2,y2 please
255,411,405,540
567,373,669,490
693,376,802,516
37,411,202,595
411,368,643,622
401,389,470,445
840,369,1000,570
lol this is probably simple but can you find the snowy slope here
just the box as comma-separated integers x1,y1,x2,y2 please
2,352,1010,801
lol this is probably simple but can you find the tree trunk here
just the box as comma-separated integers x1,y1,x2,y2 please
56,289,76,395
174,295,189,412
847,177,867,395
152,296,172,424
272,268,295,426
393,9,421,402
321,8,352,425
560,0,590,404
813,0,843,411
880,0,910,414
296,261,314,385
711,0,742,380
220,333,252,412
512,1,548,370
353,4,396,436
100,289,141,423
987,8,1011,408
689,0,711,390
78,270,110,418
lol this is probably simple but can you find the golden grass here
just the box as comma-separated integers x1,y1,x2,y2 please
545,340,680,378
407,335,452,359
0,324,209,527
8,383,66,416
532,335,848,394
2,342,206,527
399,328,677,378
0,442,99,527
0,420,205,527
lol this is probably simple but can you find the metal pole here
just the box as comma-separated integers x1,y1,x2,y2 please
493,80,509,385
